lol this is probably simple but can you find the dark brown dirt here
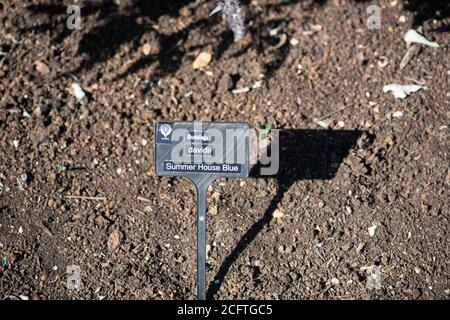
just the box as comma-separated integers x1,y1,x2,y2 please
0,0,449,300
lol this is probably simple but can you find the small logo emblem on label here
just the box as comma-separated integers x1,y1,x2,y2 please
160,124,173,138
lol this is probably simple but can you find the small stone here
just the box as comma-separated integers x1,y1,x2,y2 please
12,140,19,148
35,60,50,75
232,87,250,94
272,209,284,219
53,265,58,271
71,83,86,102
107,228,123,251
278,245,285,253
318,200,325,209
393,111,404,118
252,80,262,89
19,295,29,300
174,235,180,240
338,120,345,128
331,278,340,286
414,267,421,274
289,37,299,46
368,225,378,237
208,205,218,216
345,205,352,214
142,43,152,56
193,52,212,69
18,226,23,234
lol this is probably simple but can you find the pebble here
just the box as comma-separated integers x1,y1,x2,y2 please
318,200,325,209
345,205,352,214
289,37,299,46
331,278,340,286
393,111,404,118
142,43,151,56
208,205,218,216
192,52,212,69
368,225,377,237
34,60,50,75
107,228,123,251
278,245,285,253
252,80,262,89
272,209,284,219
18,226,23,234
232,87,250,94
71,83,86,101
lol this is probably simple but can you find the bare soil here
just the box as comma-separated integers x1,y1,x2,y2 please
0,0,449,299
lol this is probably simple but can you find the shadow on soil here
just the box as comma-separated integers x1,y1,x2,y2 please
207,129,364,298
22,0,449,84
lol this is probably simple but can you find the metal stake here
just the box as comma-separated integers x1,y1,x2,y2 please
196,184,207,300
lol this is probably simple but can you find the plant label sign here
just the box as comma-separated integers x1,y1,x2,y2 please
154,121,250,300
155,121,250,179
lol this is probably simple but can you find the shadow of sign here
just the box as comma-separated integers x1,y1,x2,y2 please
207,129,364,298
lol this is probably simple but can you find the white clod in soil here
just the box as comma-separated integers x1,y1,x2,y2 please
290,37,299,46
404,30,440,48
71,83,86,101
192,52,212,69
368,225,378,237
383,84,425,99
392,111,404,118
